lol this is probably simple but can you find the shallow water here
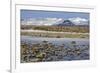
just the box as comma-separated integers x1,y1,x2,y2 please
21,36,89,45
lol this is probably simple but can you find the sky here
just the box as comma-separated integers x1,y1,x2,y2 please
21,9,90,21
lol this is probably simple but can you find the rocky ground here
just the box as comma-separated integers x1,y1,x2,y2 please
21,41,89,63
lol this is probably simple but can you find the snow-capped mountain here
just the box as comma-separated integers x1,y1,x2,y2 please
56,20,74,26
21,17,89,26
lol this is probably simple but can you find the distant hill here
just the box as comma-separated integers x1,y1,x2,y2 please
55,17,89,26
56,20,74,26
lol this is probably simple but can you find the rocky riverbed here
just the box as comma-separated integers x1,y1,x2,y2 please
21,36,89,63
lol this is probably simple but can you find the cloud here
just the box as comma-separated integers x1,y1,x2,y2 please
21,18,63,26
21,17,89,25
68,17,89,25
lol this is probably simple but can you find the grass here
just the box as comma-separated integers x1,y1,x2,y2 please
21,31,89,38
21,25,89,33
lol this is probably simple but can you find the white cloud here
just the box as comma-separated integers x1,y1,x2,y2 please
68,17,89,25
21,18,63,26
21,17,89,25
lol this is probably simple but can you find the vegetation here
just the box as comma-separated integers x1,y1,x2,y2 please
21,31,89,38
21,25,89,33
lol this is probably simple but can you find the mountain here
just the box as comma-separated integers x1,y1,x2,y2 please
56,20,74,26
55,17,89,26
